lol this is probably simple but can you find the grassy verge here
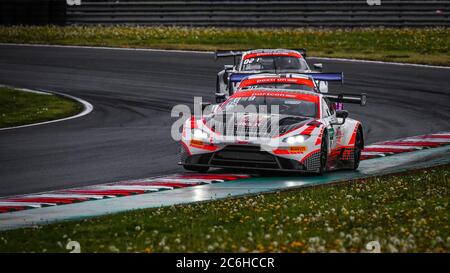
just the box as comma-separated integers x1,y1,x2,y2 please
0,26,449,66
0,165,448,253
0,87,82,128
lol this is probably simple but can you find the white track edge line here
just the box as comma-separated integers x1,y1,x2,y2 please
405,138,450,143
364,144,423,150
310,57,450,69
1,43,449,69
0,43,212,55
0,86,93,131
361,151,388,156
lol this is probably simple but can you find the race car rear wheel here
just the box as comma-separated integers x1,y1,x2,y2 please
352,129,363,170
183,165,209,172
318,134,328,175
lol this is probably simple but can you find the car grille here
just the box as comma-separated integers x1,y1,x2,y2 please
210,145,279,169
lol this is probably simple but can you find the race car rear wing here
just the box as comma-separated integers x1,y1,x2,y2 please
229,72,343,84
215,48,307,60
302,72,343,83
214,50,243,60
324,93,367,106
214,50,244,66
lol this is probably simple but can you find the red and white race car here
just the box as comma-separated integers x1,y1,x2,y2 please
179,88,366,174
236,73,319,92
235,73,345,110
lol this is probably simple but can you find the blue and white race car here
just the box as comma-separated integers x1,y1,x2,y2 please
214,48,343,103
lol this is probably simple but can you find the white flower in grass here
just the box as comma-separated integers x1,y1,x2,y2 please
435,236,444,244
108,245,120,253
158,237,166,247
239,246,248,252
317,246,326,252
386,244,398,253
351,236,361,245
309,237,320,244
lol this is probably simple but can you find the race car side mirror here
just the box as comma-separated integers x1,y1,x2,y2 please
313,63,323,71
224,65,234,71
318,81,328,93
215,92,226,103
336,110,348,119
360,93,367,106
331,110,348,125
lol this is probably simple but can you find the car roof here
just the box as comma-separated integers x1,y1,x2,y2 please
243,49,301,55
241,49,304,60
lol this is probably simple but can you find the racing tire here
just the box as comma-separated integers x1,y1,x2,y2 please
352,129,363,170
318,133,328,175
183,165,209,173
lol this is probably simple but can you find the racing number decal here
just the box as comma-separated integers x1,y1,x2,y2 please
243,58,256,65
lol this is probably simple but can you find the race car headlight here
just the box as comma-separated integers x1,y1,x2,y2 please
284,135,309,145
192,129,209,140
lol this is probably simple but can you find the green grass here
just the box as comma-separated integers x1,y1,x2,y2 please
0,26,449,66
0,87,82,128
1,165,448,253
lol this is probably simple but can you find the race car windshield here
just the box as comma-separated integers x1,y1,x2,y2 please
241,56,308,72
241,83,315,92
220,96,317,118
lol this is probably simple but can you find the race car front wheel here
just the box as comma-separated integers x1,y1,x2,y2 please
352,129,362,170
183,165,209,173
318,134,328,175
180,144,209,172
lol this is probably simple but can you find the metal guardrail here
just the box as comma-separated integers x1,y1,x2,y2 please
67,0,450,27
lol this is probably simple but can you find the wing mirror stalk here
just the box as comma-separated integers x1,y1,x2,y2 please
331,110,348,125
313,63,323,71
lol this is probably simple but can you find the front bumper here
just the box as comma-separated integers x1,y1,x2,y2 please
180,144,321,173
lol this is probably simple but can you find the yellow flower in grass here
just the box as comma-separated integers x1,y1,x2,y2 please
144,247,152,253
290,241,303,248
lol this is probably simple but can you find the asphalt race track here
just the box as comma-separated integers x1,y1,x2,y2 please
0,44,449,197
